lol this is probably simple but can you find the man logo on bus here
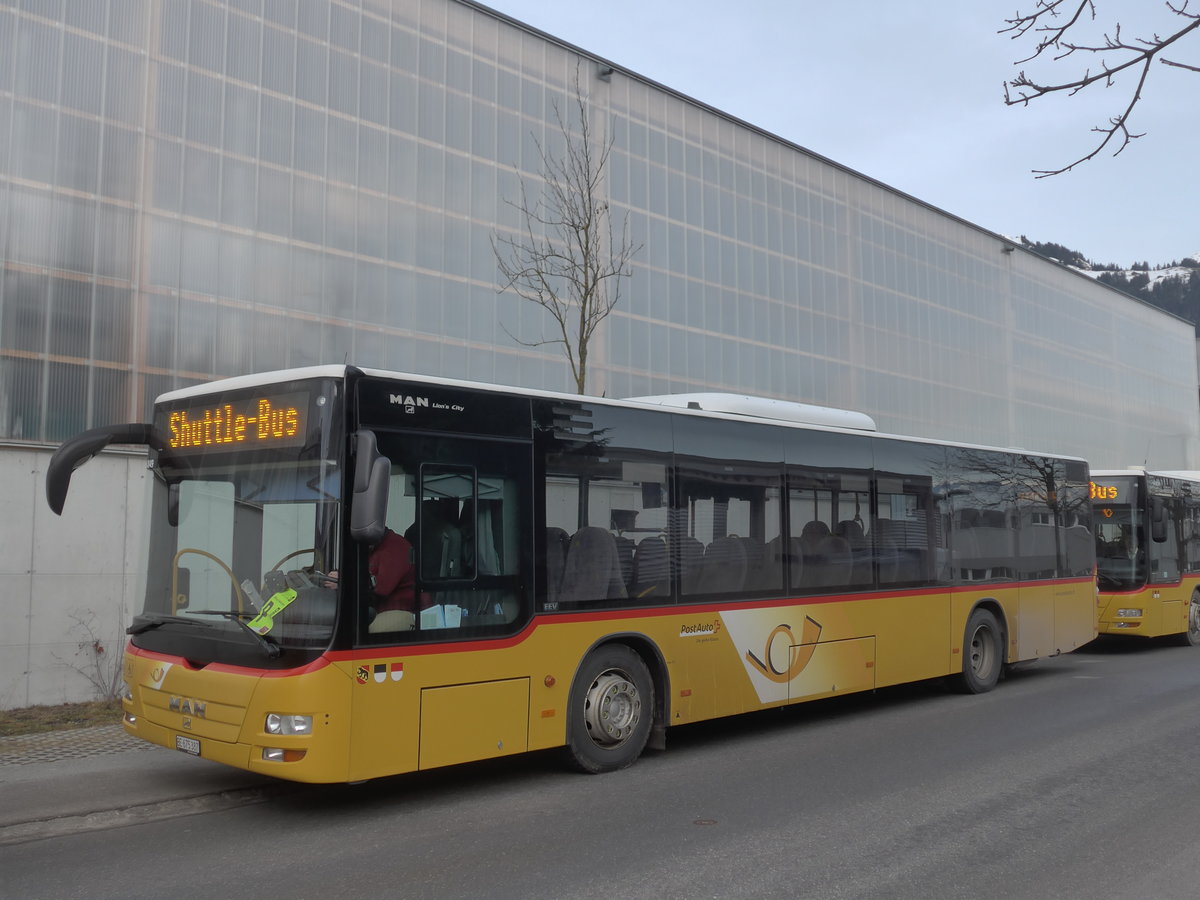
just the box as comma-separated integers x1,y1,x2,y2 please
390,394,429,415
745,617,823,683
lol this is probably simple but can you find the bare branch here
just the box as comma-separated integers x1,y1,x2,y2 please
1162,56,1200,71
493,63,642,393
1001,1,1098,64
1000,1,1200,175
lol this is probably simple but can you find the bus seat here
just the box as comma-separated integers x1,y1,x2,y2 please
369,609,415,633
699,535,747,593
632,536,669,599
836,519,867,549
559,526,628,604
739,536,775,591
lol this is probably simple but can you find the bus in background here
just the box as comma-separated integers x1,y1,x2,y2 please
45,366,1097,784
1090,470,1200,645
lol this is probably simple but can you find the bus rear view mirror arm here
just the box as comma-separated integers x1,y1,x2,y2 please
45,423,160,515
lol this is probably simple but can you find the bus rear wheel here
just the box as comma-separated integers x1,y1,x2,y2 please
565,645,654,774
955,608,1003,694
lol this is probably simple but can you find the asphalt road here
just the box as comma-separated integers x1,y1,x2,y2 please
4,637,1200,900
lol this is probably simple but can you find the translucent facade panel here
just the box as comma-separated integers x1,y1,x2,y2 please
0,0,1195,467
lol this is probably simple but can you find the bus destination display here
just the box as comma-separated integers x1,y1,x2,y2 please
163,392,307,451
1089,480,1126,503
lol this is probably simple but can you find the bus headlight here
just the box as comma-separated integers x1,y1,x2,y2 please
265,713,313,736
119,680,133,702
1116,608,1143,618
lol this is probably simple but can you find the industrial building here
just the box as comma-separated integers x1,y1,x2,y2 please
2,0,1196,707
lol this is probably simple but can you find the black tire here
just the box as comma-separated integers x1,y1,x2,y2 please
1170,592,1200,647
565,645,654,774
954,607,1003,694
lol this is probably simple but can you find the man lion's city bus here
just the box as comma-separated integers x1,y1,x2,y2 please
1090,470,1200,644
46,366,1097,783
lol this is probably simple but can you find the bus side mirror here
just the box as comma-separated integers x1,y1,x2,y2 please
350,430,390,545
46,423,159,515
1150,498,1168,543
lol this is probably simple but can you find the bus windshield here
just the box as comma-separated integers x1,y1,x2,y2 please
135,377,345,667
1092,476,1144,591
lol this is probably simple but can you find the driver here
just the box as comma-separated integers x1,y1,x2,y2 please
368,528,429,632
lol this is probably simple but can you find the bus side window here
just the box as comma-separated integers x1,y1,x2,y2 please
944,447,1018,584
787,485,849,591
538,402,673,609
679,475,783,598
873,440,941,587
363,438,529,638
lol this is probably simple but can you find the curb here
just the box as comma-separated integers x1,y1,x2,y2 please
0,787,277,846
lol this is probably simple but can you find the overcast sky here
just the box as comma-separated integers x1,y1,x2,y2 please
480,0,1197,267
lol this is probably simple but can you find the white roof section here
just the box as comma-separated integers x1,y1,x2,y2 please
154,365,350,403
1092,469,1200,485
1147,471,1200,484
625,392,877,431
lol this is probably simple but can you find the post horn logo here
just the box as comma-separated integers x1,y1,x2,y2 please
745,617,823,683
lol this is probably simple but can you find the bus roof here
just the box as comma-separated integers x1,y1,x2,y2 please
1092,469,1200,481
154,365,1085,463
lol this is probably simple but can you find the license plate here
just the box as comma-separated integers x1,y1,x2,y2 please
175,735,201,756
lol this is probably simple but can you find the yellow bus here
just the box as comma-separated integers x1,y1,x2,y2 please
46,366,1097,783
1090,470,1200,644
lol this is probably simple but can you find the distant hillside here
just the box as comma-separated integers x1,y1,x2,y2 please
1018,236,1200,326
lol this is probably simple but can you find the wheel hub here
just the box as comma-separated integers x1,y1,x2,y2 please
583,671,642,747
968,625,995,678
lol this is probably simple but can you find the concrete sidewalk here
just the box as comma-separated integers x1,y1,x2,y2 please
0,724,154,766
0,726,284,844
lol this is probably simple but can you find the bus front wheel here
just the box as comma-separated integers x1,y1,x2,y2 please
955,608,1003,694
1171,592,1200,647
565,645,654,774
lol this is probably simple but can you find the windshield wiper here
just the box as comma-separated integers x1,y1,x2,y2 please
127,614,217,635
128,612,278,658
188,610,282,659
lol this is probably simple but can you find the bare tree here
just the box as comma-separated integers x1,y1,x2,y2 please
1002,0,1200,176
493,67,640,395
54,609,124,700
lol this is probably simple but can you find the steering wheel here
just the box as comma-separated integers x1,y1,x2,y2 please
267,548,324,574
171,548,250,615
